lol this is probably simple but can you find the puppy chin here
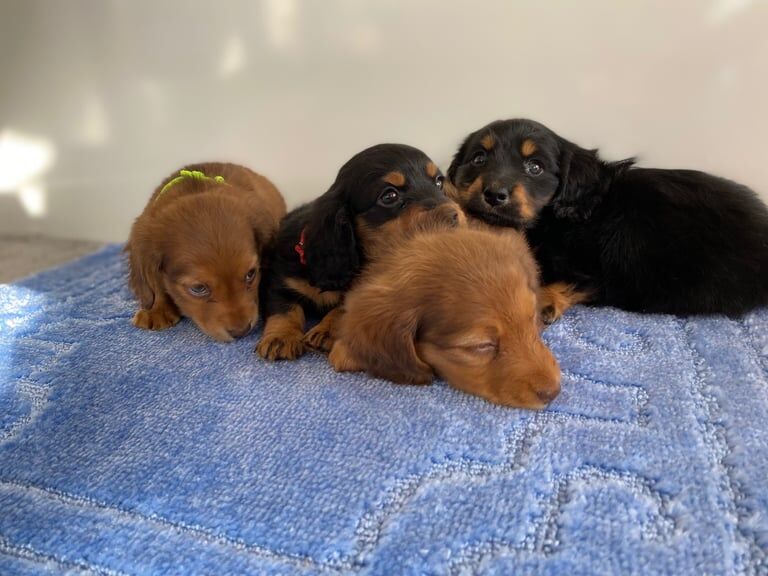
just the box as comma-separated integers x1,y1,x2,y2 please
204,327,236,343
466,203,527,229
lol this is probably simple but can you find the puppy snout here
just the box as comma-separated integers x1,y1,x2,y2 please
483,187,510,207
227,322,253,339
531,358,561,404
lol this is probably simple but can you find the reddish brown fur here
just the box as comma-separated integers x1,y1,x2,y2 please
256,305,306,360
481,134,495,150
425,162,439,178
539,282,593,324
354,201,465,261
329,228,561,408
126,162,286,341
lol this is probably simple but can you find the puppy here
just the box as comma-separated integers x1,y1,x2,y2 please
448,119,768,319
126,163,286,341
257,144,462,361
328,227,560,409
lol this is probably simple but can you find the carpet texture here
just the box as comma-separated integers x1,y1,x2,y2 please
0,245,767,575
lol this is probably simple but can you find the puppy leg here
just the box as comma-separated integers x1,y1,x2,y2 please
328,340,363,372
304,307,344,353
539,282,592,325
256,304,306,360
132,297,181,331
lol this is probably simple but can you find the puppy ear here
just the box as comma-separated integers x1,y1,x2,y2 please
551,139,605,220
303,192,360,291
342,300,433,385
125,229,164,310
447,131,476,183
249,211,278,251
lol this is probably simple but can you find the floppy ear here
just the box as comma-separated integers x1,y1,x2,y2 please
447,131,476,184
125,228,164,310
342,301,433,385
551,139,605,221
302,192,360,291
249,210,278,252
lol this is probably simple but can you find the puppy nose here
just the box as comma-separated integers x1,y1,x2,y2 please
483,187,509,207
533,365,561,404
227,323,252,339
536,385,560,403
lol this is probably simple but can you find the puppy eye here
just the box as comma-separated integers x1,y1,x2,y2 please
464,341,497,355
524,159,544,176
188,283,210,298
245,268,257,283
471,151,487,167
378,186,401,207
435,175,444,190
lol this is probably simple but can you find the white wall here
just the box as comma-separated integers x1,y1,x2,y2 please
1,0,766,242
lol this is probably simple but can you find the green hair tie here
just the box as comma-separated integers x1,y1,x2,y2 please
156,169,227,201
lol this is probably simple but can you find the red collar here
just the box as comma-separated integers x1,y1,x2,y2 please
294,227,307,265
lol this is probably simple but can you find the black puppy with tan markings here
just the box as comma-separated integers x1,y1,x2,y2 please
448,119,768,320
257,143,463,361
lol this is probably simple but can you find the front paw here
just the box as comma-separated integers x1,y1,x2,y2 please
328,341,361,372
132,307,181,331
256,331,306,361
303,324,335,353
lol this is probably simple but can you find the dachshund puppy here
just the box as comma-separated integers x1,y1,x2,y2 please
257,144,461,361
328,227,560,409
126,163,286,341
448,119,768,319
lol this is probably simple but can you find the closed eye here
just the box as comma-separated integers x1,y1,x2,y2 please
188,283,210,298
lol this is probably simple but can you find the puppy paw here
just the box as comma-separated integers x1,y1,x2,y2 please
328,341,361,372
538,282,591,326
303,323,335,353
132,307,181,331
540,304,560,326
256,332,306,361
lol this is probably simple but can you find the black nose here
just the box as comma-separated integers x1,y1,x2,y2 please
483,187,509,207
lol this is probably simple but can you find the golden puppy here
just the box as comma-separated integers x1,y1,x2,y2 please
126,162,286,341
328,227,561,409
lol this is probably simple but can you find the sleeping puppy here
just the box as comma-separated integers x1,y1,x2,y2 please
126,163,286,341
448,119,768,319
328,227,560,409
257,143,462,361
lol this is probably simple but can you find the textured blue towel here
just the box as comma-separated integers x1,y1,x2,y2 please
0,245,767,575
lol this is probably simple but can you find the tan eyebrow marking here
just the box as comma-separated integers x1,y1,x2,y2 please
521,139,537,157
426,162,438,178
480,134,495,151
383,171,406,187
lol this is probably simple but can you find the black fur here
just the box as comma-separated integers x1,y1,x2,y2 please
261,143,453,319
448,118,768,316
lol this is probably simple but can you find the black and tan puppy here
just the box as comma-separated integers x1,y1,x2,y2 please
127,163,286,341
448,119,768,319
257,144,461,360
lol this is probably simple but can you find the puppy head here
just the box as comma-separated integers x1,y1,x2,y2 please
447,119,612,228
339,228,560,408
414,231,560,408
128,193,266,341
303,143,462,290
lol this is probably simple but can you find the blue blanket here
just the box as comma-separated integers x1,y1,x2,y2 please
1,245,766,575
